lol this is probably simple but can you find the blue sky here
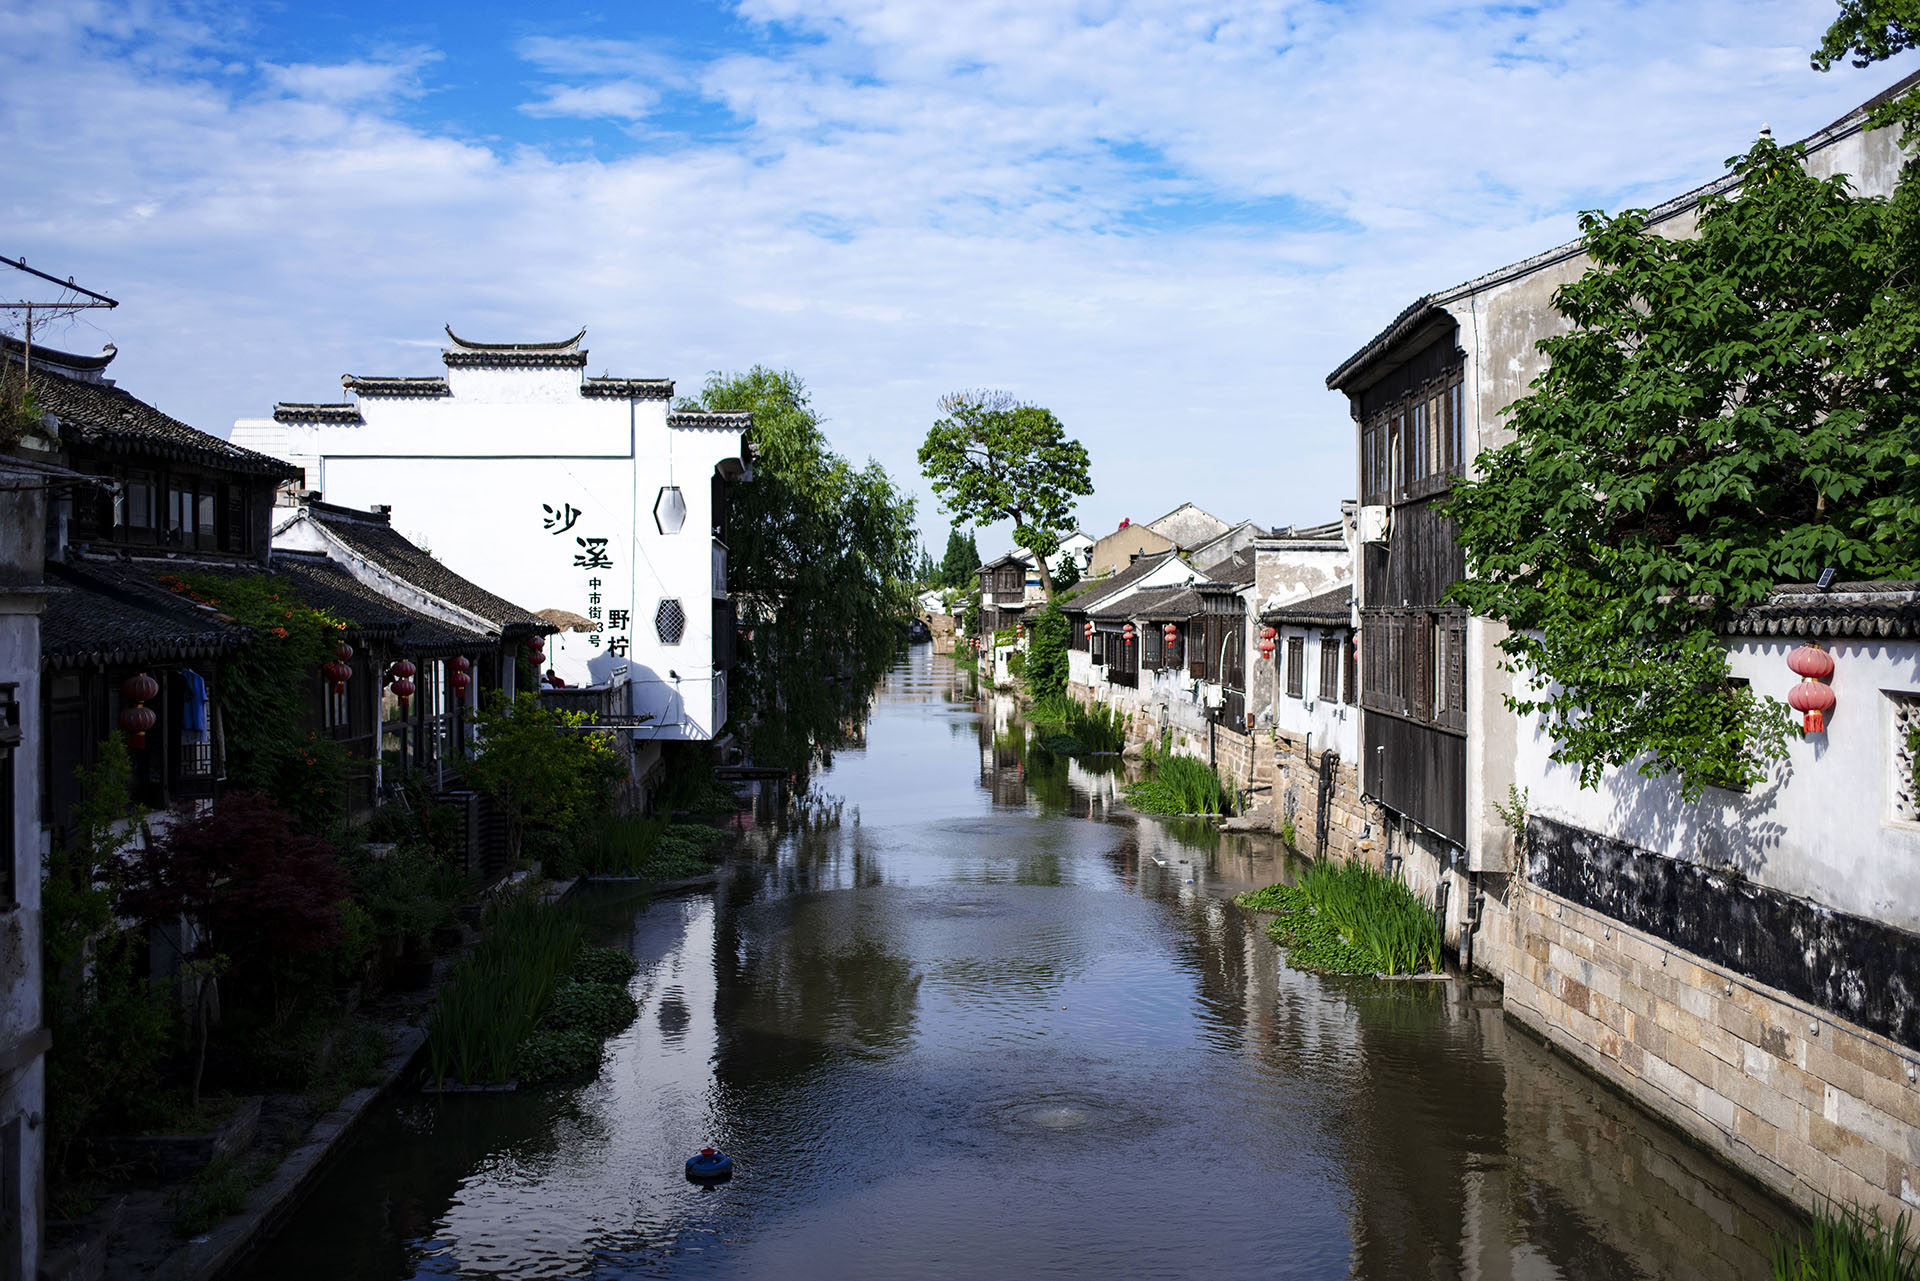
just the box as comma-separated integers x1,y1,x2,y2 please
4,0,1913,554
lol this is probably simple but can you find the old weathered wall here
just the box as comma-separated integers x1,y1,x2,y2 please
1504,875,1920,1223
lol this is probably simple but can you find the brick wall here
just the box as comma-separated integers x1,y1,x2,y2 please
1505,882,1920,1221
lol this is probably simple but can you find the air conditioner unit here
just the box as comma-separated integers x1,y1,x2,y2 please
1202,685,1224,710
1359,505,1391,544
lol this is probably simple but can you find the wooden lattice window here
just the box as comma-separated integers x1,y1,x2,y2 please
1893,693,1920,825
1285,636,1304,699
1319,633,1341,701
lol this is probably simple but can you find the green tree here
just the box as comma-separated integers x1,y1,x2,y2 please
1024,602,1070,703
919,390,1092,600
681,368,917,772
467,692,621,860
1815,0,1920,133
1445,136,1920,799
938,526,978,589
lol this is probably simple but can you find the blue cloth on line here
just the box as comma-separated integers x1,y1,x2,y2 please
181,669,209,733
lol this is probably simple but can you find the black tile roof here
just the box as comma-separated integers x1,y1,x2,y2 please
41,558,252,670
340,375,449,398
1090,584,1201,621
1199,548,1255,585
442,326,587,367
6,340,300,480
1078,550,1183,608
274,403,363,424
583,378,674,400
266,553,493,656
1723,581,1920,640
668,411,752,431
306,502,548,632
1262,584,1353,628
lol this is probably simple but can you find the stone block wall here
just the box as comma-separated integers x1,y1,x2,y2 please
1504,882,1920,1222
1261,731,1380,863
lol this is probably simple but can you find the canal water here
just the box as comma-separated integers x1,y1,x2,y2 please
240,647,1798,1280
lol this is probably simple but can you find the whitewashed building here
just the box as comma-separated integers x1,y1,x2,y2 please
236,328,750,742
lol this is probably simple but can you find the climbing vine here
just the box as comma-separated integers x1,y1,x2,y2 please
163,574,351,830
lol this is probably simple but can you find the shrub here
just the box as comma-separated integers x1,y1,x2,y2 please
514,1027,603,1085
571,947,638,987
467,692,622,862
1023,602,1070,702
118,792,351,1017
542,981,639,1038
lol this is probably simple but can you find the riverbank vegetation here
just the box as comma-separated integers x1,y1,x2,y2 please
1238,860,1443,976
426,911,640,1089
1771,1202,1917,1280
1125,748,1232,816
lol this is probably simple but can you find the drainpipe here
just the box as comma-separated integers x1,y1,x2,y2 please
1462,870,1481,973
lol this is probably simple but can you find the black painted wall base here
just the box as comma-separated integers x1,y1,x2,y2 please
1525,815,1920,1053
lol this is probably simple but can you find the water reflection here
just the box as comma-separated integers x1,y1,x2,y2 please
239,647,1796,1281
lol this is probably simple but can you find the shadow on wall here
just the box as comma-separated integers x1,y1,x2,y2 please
620,660,686,735
1521,704,1789,882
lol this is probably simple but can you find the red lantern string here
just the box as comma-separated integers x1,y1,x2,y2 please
1786,643,1836,733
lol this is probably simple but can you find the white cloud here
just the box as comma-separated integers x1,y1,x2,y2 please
259,49,440,106
3,0,1910,550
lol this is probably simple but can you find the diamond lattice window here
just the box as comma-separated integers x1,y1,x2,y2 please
655,599,686,645
1893,692,1920,824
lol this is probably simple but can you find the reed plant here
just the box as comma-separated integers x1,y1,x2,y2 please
1237,860,1443,976
1296,859,1443,975
1126,752,1232,815
425,895,584,1087
1772,1203,1918,1280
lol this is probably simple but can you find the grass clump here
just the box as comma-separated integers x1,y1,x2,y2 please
515,1028,603,1085
172,1154,255,1238
1126,752,1232,816
1772,1203,1917,1280
542,981,639,1039
1237,860,1443,976
426,895,584,1087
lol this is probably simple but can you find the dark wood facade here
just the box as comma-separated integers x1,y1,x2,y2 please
1339,318,1472,844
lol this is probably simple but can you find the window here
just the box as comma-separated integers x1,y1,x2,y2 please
1892,692,1920,825
1285,636,1305,699
1342,631,1356,705
1319,633,1342,701
655,599,686,645
124,469,156,535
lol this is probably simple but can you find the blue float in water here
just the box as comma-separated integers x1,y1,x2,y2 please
685,1147,733,1182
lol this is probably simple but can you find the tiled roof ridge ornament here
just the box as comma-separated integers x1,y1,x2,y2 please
441,324,589,369
442,325,587,354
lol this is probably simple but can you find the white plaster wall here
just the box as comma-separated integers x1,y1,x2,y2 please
246,389,740,739
1263,627,1358,761
1513,637,1920,933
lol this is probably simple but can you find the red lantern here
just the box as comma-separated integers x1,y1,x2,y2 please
451,670,471,697
1259,634,1276,659
391,659,417,713
1787,644,1836,733
1085,622,1094,638
526,635,546,660
335,640,354,663
119,673,159,748
1123,623,1135,646
452,655,471,673
322,660,351,693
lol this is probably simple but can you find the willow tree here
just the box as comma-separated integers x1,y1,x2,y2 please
682,368,916,772
1446,136,1920,798
919,390,1091,600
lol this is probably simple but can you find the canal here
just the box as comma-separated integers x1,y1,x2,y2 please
239,646,1798,1280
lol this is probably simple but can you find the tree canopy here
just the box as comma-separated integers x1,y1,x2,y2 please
919,390,1092,599
1445,136,1920,799
683,367,916,773
938,526,981,590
